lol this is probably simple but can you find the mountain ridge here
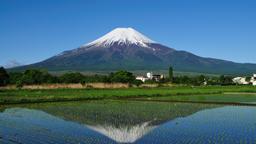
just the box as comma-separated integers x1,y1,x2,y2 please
12,27,256,75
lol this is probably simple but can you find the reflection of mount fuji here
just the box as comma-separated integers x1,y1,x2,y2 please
0,101,218,143
86,121,155,143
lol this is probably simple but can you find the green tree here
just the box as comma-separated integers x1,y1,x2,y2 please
0,67,9,86
21,69,56,84
193,75,206,86
82,74,110,83
16,80,24,89
168,66,173,82
219,75,234,85
60,72,85,83
109,70,135,83
245,76,251,82
173,76,191,85
8,72,23,84
132,79,143,86
207,77,219,85
22,69,41,84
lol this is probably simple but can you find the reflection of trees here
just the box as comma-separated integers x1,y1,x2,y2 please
24,100,219,127
0,101,221,143
0,107,5,112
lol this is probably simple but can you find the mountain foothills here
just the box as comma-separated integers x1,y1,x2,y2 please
13,27,256,74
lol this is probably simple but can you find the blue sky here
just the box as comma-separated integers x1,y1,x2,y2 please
0,0,256,67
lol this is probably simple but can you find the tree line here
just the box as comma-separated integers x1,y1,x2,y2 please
0,67,142,87
0,67,234,87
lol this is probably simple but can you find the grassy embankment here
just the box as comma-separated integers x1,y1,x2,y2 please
0,85,256,105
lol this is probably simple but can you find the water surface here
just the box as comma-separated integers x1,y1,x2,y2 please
0,100,256,144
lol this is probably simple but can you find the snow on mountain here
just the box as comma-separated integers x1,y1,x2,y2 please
83,27,156,48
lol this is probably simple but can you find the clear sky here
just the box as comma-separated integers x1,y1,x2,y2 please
1,0,256,67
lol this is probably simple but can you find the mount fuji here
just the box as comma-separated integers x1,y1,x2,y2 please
13,27,256,74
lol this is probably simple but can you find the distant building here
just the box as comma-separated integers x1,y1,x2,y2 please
232,77,249,85
135,76,148,83
136,72,164,82
152,74,164,82
233,74,256,86
250,74,256,86
203,80,208,86
147,72,153,79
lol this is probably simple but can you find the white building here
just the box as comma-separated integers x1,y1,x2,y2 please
135,76,148,83
146,72,153,79
250,74,256,86
232,77,249,85
136,72,164,83
233,74,256,86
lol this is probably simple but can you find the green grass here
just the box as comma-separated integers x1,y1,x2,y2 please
0,85,256,104
146,94,256,104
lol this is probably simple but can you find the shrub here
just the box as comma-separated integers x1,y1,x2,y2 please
16,80,24,89
132,79,143,86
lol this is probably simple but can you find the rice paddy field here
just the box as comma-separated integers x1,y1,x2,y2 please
1,86,256,143
0,85,256,104
0,100,256,144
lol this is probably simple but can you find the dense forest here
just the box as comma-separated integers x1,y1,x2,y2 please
0,67,234,87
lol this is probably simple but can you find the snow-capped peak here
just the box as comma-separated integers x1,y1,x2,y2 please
83,27,155,48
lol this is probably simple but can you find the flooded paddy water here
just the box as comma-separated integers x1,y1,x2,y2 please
0,99,256,144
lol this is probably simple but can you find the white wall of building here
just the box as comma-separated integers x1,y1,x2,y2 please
233,77,249,85
146,72,152,79
136,76,148,83
252,74,256,86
